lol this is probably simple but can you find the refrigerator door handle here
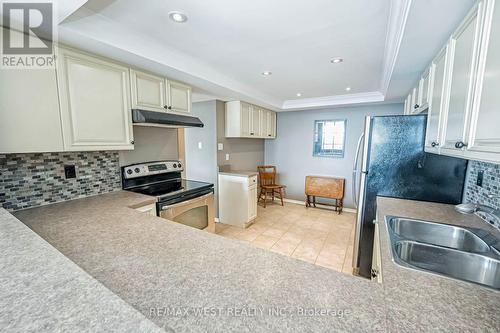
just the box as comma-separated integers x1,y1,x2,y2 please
352,133,364,207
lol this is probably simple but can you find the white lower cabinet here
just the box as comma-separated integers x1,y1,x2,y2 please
466,0,500,163
371,220,382,283
218,173,258,228
248,184,258,221
57,47,134,151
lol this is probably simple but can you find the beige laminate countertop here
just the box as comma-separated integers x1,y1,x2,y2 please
218,170,258,177
376,197,500,332
6,192,499,332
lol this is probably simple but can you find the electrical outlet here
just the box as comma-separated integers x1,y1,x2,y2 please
225,154,230,161
476,170,484,187
64,165,76,179
218,143,224,151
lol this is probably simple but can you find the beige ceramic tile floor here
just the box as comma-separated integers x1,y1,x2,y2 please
215,201,356,274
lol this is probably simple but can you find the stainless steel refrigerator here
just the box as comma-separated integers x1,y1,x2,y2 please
352,115,468,278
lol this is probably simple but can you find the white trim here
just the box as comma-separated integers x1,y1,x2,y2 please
281,91,384,110
380,0,412,94
214,217,220,223
282,198,356,214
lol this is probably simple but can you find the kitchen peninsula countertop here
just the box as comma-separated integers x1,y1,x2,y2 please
5,192,499,332
0,207,163,333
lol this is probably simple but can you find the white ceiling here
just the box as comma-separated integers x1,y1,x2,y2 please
59,0,475,111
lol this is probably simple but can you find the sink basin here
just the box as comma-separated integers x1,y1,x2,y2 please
388,217,490,253
394,240,500,289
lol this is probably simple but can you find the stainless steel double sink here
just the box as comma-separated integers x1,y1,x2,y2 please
385,216,500,290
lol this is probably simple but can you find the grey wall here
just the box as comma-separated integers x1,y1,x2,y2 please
119,126,178,166
184,101,219,214
216,100,265,171
265,103,403,208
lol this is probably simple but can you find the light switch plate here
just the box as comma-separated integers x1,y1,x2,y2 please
225,154,230,161
198,141,203,149
218,143,224,151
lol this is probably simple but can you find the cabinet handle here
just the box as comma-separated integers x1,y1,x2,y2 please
268,134,271,137
414,104,420,109
131,140,135,144
454,141,467,149
250,132,254,135
431,142,439,147
163,105,172,110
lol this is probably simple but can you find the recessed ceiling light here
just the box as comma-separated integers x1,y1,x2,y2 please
169,11,188,23
345,87,351,91
331,58,343,64
261,71,272,76
296,93,302,97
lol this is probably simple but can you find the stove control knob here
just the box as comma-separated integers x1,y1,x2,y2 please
126,169,133,175
178,163,182,168
173,164,177,168
134,168,140,173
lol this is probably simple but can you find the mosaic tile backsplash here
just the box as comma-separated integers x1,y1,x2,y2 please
463,160,500,229
0,152,121,211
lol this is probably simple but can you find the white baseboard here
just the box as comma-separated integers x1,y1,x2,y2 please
281,198,357,214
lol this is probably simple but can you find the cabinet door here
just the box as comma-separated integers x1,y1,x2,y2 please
404,94,412,115
57,48,134,151
418,67,432,110
0,29,63,153
441,4,483,154
167,80,191,114
130,70,166,111
240,102,252,137
410,87,418,113
271,112,277,138
266,111,276,138
250,106,261,137
467,0,500,161
425,47,449,150
248,185,257,221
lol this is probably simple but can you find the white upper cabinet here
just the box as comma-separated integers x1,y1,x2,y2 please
467,0,500,163
130,71,192,115
225,101,276,139
418,67,432,111
167,80,191,114
250,106,261,137
404,93,412,115
425,47,449,152
240,102,252,137
261,109,277,138
57,47,134,151
130,70,166,111
0,28,64,153
441,3,484,156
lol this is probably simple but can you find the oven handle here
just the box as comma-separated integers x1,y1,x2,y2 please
161,192,213,210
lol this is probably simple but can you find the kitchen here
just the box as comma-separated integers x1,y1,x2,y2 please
1,0,499,332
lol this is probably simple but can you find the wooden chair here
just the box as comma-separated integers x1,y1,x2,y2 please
257,165,285,208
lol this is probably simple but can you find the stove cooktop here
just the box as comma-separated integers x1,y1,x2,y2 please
127,179,213,201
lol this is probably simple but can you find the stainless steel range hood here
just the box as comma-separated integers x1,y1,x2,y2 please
132,109,204,128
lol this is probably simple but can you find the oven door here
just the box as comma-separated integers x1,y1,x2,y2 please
159,192,215,233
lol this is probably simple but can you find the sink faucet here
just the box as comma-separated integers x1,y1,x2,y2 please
456,193,500,222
